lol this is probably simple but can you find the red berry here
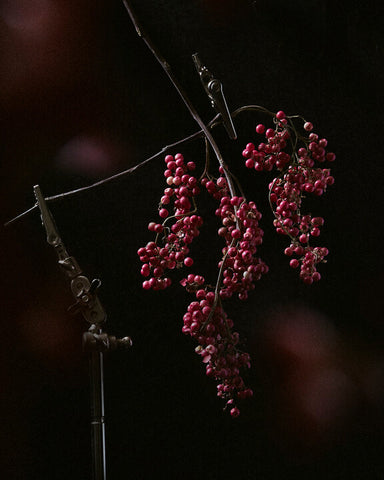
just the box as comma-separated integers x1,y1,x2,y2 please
159,208,169,218
290,258,299,268
255,124,265,134
245,158,255,169
230,407,240,418
184,257,194,267
142,280,151,290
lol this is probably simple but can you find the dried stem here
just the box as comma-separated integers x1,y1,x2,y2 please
121,0,238,200
4,122,216,227
5,100,272,227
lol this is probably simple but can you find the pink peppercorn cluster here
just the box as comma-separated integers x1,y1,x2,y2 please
137,153,203,290
242,110,292,172
138,105,336,416
180,171,268,415
139,155,268,416
242,110,335,283
199,170,269,301
180,281,253,417
214,194,268,301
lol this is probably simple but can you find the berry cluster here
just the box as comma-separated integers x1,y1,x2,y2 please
137,154,203,290
180,280,253,417
243,110,335,283
138,108,335,416
138,155,270,416
178,172,269,415
215,195,268,301
242,111,292,172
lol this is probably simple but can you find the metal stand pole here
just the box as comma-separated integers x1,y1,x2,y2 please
83,327,132,480
89,349,106,480
33,186,132,480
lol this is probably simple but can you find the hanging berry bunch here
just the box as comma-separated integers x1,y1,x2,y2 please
181,168,268,417
138,147,270,416
138,107,335,417
137,153,203,291
242,110,335,285
117,1,337,418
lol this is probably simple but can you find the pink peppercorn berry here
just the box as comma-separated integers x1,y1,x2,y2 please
230,407,240,418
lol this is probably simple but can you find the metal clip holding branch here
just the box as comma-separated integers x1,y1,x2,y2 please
34,185,81,278
34,184,131,480
34,185,106,326
192,53,237,140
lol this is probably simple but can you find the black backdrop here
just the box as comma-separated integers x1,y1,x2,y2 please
1,1,384,478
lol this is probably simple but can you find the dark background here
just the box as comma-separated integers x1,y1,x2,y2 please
1,1,384,478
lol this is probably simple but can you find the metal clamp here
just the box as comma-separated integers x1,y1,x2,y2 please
34,185,107,326
192,52,237,140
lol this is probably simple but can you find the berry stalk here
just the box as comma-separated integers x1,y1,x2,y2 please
121,0,239,208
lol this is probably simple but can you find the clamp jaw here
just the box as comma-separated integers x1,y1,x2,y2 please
34,185,131,349
34,185,106,326
192,53,237,140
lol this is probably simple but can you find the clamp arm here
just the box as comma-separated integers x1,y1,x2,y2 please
192,53,237,140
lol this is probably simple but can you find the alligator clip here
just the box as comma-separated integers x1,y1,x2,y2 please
34,185,62,247
34,185,106,325
34,185,82,278
192,53,237,140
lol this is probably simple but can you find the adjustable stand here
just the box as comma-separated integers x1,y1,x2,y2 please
34,185,132,480
83,327,132,480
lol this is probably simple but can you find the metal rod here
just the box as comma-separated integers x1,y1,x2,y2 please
89,348,106,480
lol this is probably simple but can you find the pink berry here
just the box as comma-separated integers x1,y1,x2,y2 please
141,264,150,276
159,208,169,218
312,217,324,226
256,124,265,134
142,280,151,290
184,257,194,267
230,407,240,418
290,258,299,268
245,158,255,169
299,234,309,243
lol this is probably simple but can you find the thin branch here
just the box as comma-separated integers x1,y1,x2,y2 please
46,129,209,202
121,0,238,200
4,122,216,227
5,102,270,228
4,205,38,227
